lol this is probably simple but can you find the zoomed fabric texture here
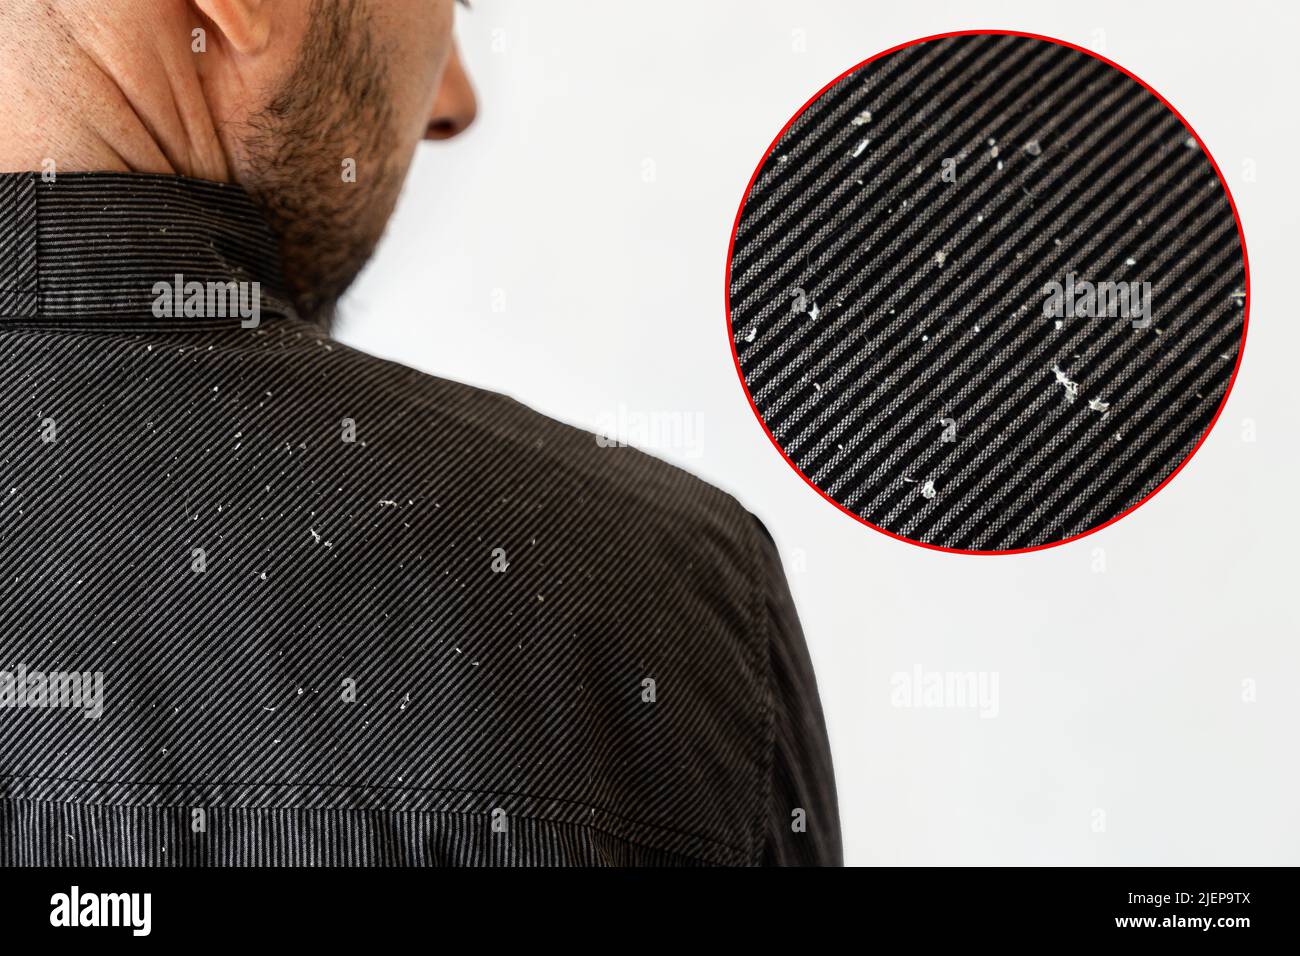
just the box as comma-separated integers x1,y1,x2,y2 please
729,33,1246,551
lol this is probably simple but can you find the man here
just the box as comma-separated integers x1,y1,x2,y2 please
0,0,839,865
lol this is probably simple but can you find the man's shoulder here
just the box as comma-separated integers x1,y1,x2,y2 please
311,333,766,561
1,323,793,864
257,333,783,863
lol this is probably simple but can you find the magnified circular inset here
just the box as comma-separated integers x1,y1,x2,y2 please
726,30,1248,553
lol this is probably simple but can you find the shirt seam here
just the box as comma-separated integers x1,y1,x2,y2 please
0,794,727,865
0,771,745,861
744,514,779,866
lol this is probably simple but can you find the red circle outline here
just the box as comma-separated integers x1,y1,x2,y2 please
724,29,1251,556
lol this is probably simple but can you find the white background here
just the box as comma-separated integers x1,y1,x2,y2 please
340,0,1300,865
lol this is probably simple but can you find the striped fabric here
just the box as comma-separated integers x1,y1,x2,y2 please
729,33,1247,551
0,172,840,866
1,173,297,328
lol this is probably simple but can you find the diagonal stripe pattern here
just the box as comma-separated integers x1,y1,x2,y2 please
0,173,840,866
729,33,1247,551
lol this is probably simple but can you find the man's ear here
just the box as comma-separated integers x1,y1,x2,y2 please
191,0,274,56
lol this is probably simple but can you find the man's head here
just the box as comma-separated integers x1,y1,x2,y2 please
0,0,477,323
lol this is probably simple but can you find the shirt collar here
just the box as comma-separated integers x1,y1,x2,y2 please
0,171,297,329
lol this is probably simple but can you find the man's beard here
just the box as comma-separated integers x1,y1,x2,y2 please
239,0,405,328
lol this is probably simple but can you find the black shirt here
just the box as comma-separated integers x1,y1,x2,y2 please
0,172,840,866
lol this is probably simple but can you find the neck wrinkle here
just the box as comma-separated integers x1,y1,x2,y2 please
0,6,229,181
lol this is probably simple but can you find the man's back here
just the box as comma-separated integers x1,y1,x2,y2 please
0,174,839,866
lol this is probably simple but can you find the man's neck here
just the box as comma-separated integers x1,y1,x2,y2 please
0,2,231,181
